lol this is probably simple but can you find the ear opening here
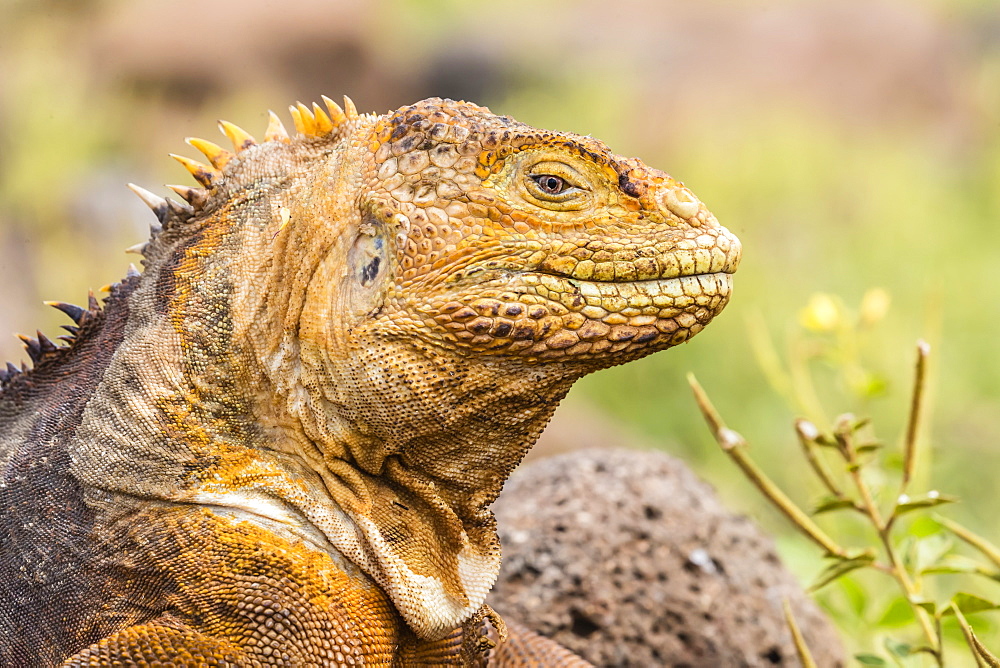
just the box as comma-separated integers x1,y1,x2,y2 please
344,210,397,318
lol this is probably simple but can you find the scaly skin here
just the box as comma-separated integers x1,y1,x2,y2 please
0,96,740,666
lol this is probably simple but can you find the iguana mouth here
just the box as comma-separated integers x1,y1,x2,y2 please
429,270,734,359
531,264,738,282
524,270,733,325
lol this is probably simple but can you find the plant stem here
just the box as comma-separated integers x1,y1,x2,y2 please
936,515,1000,570
834,417,885,530
835,416,940,660
951,603,1000,667
794,419,846,499
901,340,930,490
879,530,940,662
783,599,818,668
689,374,848,559
789,333,829,425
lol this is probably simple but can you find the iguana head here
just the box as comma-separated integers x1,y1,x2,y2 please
121,96,740,639
339,98,739,367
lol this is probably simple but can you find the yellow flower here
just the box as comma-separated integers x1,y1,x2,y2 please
860,288,891,327
799,293,840,332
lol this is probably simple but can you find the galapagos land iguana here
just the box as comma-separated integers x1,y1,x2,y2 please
0,95,741,666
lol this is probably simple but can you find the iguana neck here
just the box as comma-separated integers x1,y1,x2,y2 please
292,337,580,522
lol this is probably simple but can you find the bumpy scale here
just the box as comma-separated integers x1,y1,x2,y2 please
0,96,740,666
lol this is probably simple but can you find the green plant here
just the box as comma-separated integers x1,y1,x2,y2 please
689,293,1000,666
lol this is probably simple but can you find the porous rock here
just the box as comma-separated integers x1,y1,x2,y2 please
489,448,844,667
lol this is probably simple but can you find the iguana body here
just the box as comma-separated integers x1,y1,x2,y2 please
0,96,740,666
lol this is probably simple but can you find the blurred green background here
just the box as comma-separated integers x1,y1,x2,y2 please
2,0,999,658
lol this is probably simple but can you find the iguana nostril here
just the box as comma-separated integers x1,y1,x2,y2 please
660,187,701,219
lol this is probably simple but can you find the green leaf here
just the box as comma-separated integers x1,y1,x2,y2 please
812,495,856,515
914,533,953,573
856,441,883,454
882,451,904,471
876,597,914,628
909,516,943,538
914,599,937,616
898,535,918,572
855,653,888,666
836,575,868,617
942,592,1000,616
849,416,872,431
854,373,888,398
883,637,913,658
814,434,839,448
920,554,982,576
809,550,876,592
894,493,958,517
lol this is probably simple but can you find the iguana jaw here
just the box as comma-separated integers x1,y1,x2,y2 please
419,267,736,362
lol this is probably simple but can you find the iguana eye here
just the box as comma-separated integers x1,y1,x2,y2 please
515,157,591,211
531,174,570,195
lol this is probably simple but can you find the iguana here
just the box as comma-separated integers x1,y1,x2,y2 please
0,95,740,666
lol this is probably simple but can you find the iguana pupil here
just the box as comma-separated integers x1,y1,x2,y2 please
533,174,568,194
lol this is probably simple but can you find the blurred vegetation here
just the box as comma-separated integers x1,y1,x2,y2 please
693,327,1000,666
2,0,1000,659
